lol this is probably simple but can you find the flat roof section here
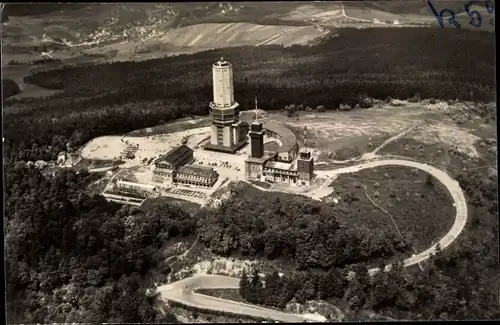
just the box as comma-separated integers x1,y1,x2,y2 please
177,165,218,178
203,139,248,154
245,152,275,164
264,160,298,171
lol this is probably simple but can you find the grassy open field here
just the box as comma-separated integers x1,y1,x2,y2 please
343,1,471,21
280,3,342,21
264,102,488,166
78,23,328,61
161,23,326,47
378,124,497,178
324,166,455,252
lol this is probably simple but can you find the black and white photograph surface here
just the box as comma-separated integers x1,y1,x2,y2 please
2,1,498,323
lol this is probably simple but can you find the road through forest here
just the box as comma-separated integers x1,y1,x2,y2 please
158,158,468,321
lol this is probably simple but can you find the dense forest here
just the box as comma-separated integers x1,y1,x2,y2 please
198,185,412,268
4,27,498,322
2,78,21,98
240,238,499,321
4,164,197,323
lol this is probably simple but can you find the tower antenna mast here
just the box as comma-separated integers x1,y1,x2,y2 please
303,126,307,148
254,96,258,122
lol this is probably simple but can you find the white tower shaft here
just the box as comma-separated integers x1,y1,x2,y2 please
212,57,235,108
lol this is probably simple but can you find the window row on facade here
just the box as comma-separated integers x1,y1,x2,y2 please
263,169,298,176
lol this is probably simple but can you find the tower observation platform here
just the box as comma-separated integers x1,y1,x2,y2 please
204,57,248,153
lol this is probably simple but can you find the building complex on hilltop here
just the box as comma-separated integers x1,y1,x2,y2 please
200,57,315,186
107,58,315,207
152,57,314,190
243,97,314,186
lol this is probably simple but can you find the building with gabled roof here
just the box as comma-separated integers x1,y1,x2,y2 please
153,144,219,188
155,144,194,170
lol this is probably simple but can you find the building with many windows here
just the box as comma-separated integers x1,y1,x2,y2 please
175,165,219,188
241,92,314,187
153,144,194,183
153,144,219,188
261,149,314,186
245,118,314,186
204,57,248,153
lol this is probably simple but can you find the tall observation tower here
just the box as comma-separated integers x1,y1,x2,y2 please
204,57,248,153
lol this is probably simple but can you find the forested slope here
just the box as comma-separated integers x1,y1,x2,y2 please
5,165,193,323
198,184,412,267
235,165,499,320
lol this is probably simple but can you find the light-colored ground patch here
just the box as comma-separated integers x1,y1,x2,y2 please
78,22,328,59
270,103,485,158
343,6,406,23
410,123,481,158
177,257,256,279
117,165,153,183
291,119,410,141
193,148,247,180
81,127,211,167
55,23,330,63
157,23,327,48
287,300,337,322
285,4,342,20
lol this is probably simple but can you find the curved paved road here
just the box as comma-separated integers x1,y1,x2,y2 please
157,275,312,322
159,158,468,320
314,159,468,274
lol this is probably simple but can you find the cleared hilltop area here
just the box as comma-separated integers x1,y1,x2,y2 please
3,2,498,324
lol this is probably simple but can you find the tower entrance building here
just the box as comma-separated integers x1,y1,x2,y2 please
204,57,248,153
245,97,271,180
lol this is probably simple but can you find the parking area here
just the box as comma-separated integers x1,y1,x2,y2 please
193,148,247,180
